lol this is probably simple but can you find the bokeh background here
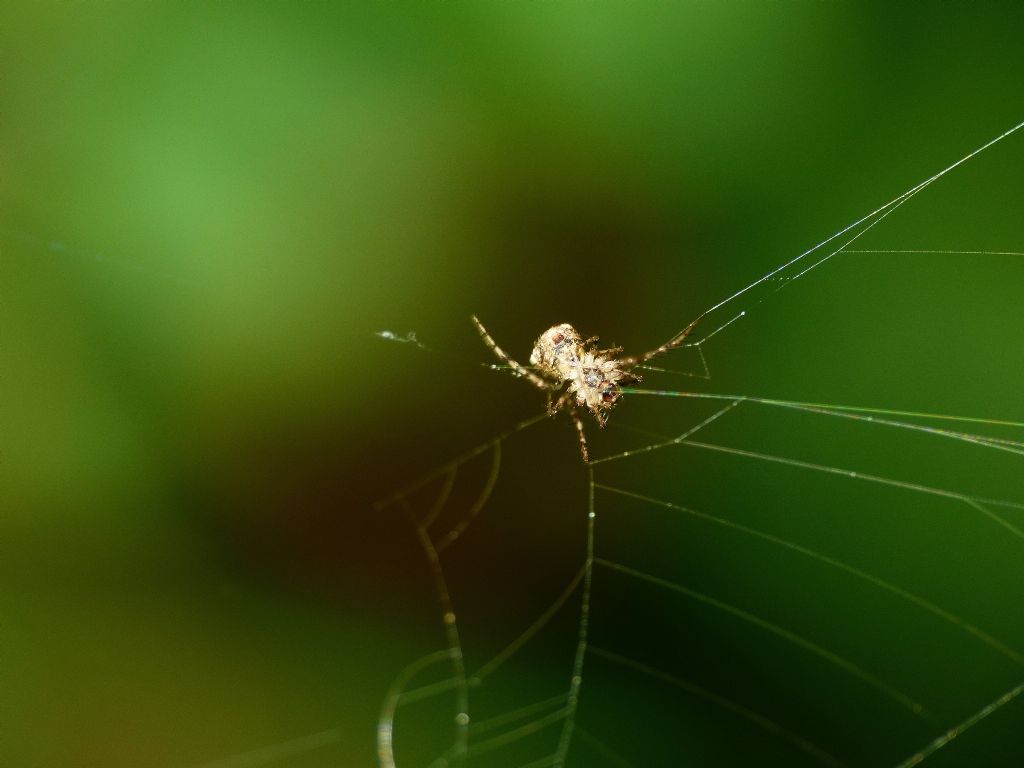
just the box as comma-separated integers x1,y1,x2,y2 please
2,2,1023,766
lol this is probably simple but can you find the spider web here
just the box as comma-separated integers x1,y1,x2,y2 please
363,121,1024,768
8,3,1024,765
183,123,1024,768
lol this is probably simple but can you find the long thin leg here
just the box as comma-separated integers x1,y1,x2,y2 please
546,382,572,416
570,408,590,463
550,386,576,416
472,315,550,391
583,334,623,359
618,318,700,368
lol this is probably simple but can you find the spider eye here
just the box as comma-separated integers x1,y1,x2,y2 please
602,388,617,403
551,332,565,345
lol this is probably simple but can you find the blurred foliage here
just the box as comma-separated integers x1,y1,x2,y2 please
2,2,1023,766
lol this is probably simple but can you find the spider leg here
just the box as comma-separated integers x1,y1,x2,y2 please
586,337,627,359
549,386,576,416
471,315,549,391
618,318,701,368
570,408,590,463
619,371,642,386
547,386,571,416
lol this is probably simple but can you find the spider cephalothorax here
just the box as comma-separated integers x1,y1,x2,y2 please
472,315,699,462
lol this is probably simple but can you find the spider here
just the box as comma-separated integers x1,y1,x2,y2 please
471,315,699,462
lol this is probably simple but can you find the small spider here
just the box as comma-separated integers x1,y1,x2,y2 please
472,315,699,462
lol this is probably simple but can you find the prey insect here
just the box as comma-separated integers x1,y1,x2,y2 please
472,315,699,462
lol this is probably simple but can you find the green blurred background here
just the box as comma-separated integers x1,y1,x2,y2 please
2,2,1023,766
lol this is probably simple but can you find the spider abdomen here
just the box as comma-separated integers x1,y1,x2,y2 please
530,323,584,379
